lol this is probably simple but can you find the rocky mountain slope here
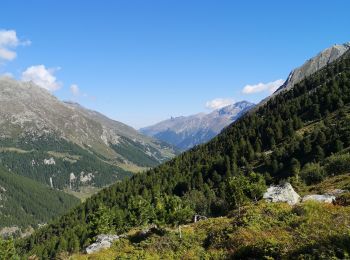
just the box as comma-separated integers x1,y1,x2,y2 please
140,101,254,150
276,42,350,93
254,42,350,110
18,47,350,259
0,78,176,190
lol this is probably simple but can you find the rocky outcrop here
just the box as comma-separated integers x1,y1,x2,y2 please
86,234,120,254
276,43,350,94
302,190,346,203
254,42,350,111
263,183,301,205
43,158,56,165
263,183,347,205
302,194,335,203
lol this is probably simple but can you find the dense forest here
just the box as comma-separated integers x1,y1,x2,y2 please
0,135,132,190
110,136,167,167
0,167,79,229
17,50,350,258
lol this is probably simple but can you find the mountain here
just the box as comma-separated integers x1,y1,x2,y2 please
255,42,350,110
140,101,255,150
19,47,350,258
0,77,176,190
276,42,350,94
0,166,79,235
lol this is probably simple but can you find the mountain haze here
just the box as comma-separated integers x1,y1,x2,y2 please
140,101,255,150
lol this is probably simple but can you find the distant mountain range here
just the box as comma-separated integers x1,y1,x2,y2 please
140,101,255,150
0,76,178,230
142,43,350,151
0,77,176,191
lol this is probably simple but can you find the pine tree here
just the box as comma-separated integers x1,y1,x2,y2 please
0,238,19,260
290,158,301,180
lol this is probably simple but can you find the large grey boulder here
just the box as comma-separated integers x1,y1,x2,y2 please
302,194,336,203
263,183,301,205
85,234,120,254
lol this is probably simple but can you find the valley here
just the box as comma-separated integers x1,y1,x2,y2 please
14,45,350,259
1,3,350,259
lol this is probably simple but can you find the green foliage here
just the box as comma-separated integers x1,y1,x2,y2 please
0,135,132,190
300,163,325,185
0,167,79,229
88,205,116,235
226,173,266,214
18,50,350,258
0,238,19,260
324,153,350,176
71,202,350,260
110,136,163,167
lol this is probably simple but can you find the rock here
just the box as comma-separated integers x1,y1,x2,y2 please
80,171,94,183
263,182,301,205
86,234,120,254
0,226,20,238
302,194,336,203
326,189,346,196
49,177,53,188
43,157,56,165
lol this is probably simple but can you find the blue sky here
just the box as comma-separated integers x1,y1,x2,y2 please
0,1,349,128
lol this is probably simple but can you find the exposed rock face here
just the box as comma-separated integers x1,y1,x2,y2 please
43,158,56,165
263,183,301,205
276,43,350,94
255,42,350,110
140,101,255,150
80,172,94,183
0,226,20,238
86,234,120,254
302,194,335,203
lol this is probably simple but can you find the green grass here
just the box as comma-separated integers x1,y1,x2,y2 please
64,186,102,202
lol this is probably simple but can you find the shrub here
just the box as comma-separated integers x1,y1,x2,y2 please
300,163,325,185
324,153,350,176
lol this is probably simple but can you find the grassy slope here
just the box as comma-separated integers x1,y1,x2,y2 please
72,200,350,259
0,167,79,229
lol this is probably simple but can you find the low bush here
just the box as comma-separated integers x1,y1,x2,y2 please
325,153,350,176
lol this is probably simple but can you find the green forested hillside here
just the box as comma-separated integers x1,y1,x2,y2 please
18,51,350,258
0,167,79,230
0,135,132,190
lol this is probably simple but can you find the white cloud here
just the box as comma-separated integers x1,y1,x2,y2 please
242,79,284,94
0,29,30,61
21,65,61,91
205,98,234,110
70,84,80,96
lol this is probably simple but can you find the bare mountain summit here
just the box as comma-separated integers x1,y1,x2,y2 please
276,42,350,94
